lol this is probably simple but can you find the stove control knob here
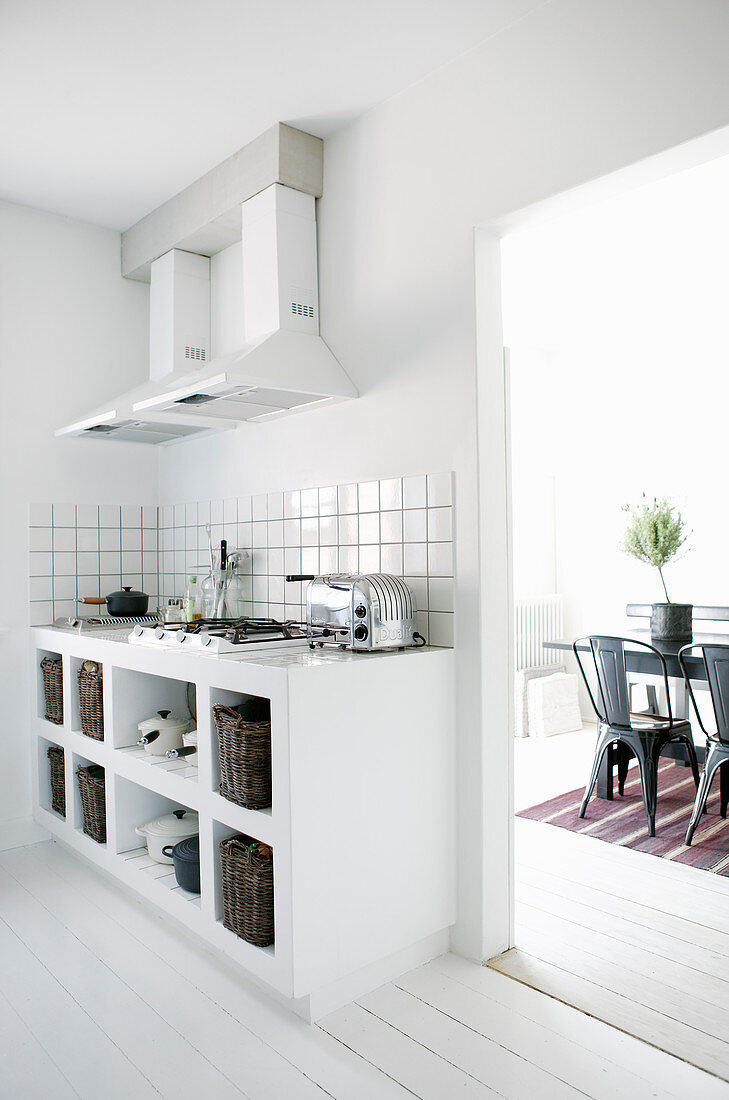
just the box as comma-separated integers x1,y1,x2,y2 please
355,604,367,618
354,624,368,642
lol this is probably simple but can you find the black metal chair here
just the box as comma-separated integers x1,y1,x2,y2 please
678,642,729,845
573,636,699,837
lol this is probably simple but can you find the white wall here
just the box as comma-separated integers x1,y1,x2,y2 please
156,0,729,955
1,200,156,827
504,152,729,663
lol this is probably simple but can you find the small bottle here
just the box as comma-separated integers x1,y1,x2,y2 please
184,575,202,622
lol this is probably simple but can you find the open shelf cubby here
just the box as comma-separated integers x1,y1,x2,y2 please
37,649,64,726
212,818,275,957
72,751,107,847
209,687,272,816
112,667,198,785
70,655,105,741
114,776,201,909
37,735,66,820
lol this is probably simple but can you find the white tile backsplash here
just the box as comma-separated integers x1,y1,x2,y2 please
27,502,158,624
77,504,99,528
267,491,283,520
319,486,337,516
338,484,357,515
28,471,454,643
284,490,301,518
52,503,76,527
29,503,52,527
403,475,427,509
427,507,453,542
403,509,427,543
358,480,380,513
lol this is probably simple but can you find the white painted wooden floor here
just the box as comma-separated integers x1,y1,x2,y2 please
495,809,729,1086
0,840,725,1099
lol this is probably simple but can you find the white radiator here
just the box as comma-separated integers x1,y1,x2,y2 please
514,595,563,671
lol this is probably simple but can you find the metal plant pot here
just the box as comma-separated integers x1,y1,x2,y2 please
650,603,692,642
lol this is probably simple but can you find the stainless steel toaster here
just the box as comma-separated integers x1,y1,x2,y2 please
287,573,423,651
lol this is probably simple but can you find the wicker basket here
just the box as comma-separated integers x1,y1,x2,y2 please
41,656,63,725
219,834,274,946
76,764,106,843
213,704,272,809
77,665,104,740
47,745,65,817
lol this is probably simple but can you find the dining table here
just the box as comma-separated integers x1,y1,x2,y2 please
543,630,725,800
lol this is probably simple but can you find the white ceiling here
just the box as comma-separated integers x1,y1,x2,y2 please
0,0,542,230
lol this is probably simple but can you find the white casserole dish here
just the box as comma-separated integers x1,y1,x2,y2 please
137,709,190,755
134,808,199,863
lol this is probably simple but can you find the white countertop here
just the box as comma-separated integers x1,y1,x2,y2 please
33,623,443,670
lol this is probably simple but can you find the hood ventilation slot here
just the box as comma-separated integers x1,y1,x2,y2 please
184,346,207,361
176,392,218,405
290,286,315,319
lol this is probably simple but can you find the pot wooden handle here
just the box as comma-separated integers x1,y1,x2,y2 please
83,597,107,605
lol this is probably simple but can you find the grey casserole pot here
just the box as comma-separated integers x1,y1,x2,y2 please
162,834,200,893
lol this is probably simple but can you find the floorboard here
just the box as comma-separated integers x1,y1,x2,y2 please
508,816,729,1084
3,838,726,1099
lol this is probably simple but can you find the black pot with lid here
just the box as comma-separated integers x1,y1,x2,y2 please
161,834,200,893
105,586,149,616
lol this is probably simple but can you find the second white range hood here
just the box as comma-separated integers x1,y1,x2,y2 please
57,182,356,444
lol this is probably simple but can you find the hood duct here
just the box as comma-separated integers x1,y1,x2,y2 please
56,181,356,445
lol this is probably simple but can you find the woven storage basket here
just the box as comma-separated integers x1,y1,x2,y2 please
219,834,274,946
41,656,63,725
76,764,106,843
47,745,65,817
77,665,104,740
213,704,272,809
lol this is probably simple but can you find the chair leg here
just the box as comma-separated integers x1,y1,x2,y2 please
682,736,701,790
617,743,630,796
686,751,724,845
579,730,614,820
635,744,659,838
720,762,729,820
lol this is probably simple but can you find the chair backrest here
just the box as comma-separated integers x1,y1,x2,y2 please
573,635,673,730
678,643,729,744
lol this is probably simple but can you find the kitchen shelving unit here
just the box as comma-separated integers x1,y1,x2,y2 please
31,626,455,1019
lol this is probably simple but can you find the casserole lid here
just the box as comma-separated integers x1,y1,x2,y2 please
138,808,198,838
137,709,189,735
107,586,146,599
172,834,199,864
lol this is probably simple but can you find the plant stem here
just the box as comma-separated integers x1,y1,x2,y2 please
658,566,670,603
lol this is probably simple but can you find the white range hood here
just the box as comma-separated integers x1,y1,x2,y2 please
56,183,356,444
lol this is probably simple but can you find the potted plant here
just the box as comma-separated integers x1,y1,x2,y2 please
622,496,691,640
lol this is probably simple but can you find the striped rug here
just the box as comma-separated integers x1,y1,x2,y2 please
517,759,729,876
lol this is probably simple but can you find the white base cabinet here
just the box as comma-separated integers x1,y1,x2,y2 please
31,628,456,1020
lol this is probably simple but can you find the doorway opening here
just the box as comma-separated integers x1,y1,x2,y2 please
491,148,729,1081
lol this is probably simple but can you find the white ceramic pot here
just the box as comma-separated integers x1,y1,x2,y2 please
135,808,199,864
137,709,190,755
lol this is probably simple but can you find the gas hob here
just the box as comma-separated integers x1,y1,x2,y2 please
129,617,308,657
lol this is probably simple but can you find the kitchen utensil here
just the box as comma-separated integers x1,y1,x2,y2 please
161,834,200,892
136,709,190,755
134,808,198,863
215,540,228,617
164,743,198,763
183,727,198,764
205,523,215,579
285,573,423,651
85,587,149,616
